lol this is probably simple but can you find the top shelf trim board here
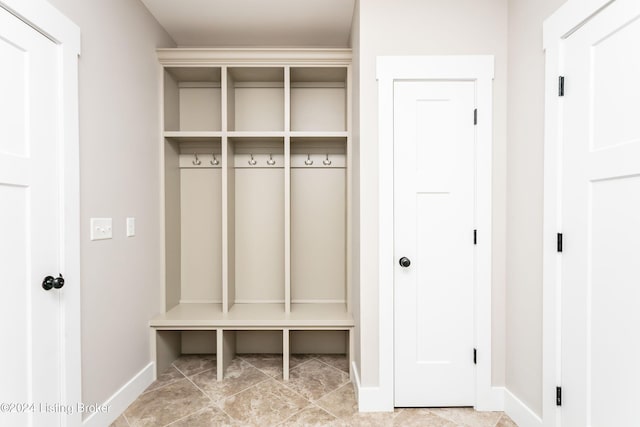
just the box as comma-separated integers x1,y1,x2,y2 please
157,48,352,65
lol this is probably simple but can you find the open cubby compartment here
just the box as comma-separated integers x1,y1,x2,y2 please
287,329,352,380
227,67,284,132
290,67,348,132
151,329,217,378
164,67,222,132
163,137,223,311
290,138,347,310
226,137,285,311
219,329,285,379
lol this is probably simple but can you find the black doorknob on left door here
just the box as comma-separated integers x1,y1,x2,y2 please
42,274,64,291
53,274,64,289
399,257,411,268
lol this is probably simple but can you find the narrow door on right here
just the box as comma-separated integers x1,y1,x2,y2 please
560,1,640,425
394,80,476,406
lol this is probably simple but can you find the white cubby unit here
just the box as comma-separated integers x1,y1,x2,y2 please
152,49,353,382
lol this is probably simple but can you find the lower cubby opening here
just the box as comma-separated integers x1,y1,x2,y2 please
152,328,352,383
153,329,217,377
219,330,284,380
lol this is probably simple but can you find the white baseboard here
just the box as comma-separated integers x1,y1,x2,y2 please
82,362,155,427
504,389,543,427
351,361,393,413
476,386,505,411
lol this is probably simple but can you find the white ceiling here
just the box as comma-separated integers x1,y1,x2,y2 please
140,0,356,47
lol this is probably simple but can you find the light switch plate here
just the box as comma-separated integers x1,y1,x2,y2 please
126,217,135,237
90,218,112,240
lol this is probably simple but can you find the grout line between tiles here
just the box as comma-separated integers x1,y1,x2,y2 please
273,405,309,426
171,359,217,380
289,355,319,371
237,354,283,378
311,378,351,403
141,367,186,395
176,368,246,425
275,376,316,405
162,405,208,427
310,401,344,421
122,413,132,427
313,356,350,375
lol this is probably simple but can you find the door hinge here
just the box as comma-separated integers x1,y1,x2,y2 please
558,76,565,97
474,229,477,245
557,233,563,252
556,386,562,406
473,348,477,364
474,108,478,125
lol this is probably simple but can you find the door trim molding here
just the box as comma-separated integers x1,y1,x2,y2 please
542,1,615,426
374,55,496,411
0,1,81,425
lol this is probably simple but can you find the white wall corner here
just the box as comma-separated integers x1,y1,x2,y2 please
82,362,155,427
352,361,394,413
476,386,505,412
504,389,543,427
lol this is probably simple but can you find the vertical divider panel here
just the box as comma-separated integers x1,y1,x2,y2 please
284,136,291,313
284,66,290,133
226,66,235,132
223,137,235,312
284,66,291,313
221,66,235,313
222,330,236,381
346,65,353,313
283,328,290,381
216,328,223,381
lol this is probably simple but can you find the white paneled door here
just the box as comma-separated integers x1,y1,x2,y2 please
0,6,62,426
560,1,640,425
394,81,476,406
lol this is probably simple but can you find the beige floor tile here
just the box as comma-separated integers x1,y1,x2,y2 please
496,414,518,427
278,405,342,426
316,354,349,373
282,359,350,401
109,414,129,427
190,359,269,403
172,354,216,377
341,410,400,427
428,407,502,427
239,353,283,377
220,378,308,425
315,383,358,418
124,378,210,427
289,353,316,369
394,408,459,426
143,366,184,393
168,403,241,427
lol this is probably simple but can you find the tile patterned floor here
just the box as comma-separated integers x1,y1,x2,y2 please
111,354,517,427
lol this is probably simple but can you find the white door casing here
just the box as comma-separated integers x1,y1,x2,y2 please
544,0,640,426
0,1,80,426
394,81,476,406
373,56,497,412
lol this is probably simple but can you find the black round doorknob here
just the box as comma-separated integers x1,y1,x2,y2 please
399,257,411,268
42,274,64,291
42,276,55,291
53,274,64,289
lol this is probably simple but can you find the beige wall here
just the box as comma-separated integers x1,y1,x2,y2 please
356,0,508,387
46,0,174,408
506,0,566,416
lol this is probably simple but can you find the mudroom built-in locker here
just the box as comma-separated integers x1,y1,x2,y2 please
150,49,353,381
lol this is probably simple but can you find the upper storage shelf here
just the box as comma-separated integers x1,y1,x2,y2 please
290,67,347,132
164,67,222,133
227,67,284,132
